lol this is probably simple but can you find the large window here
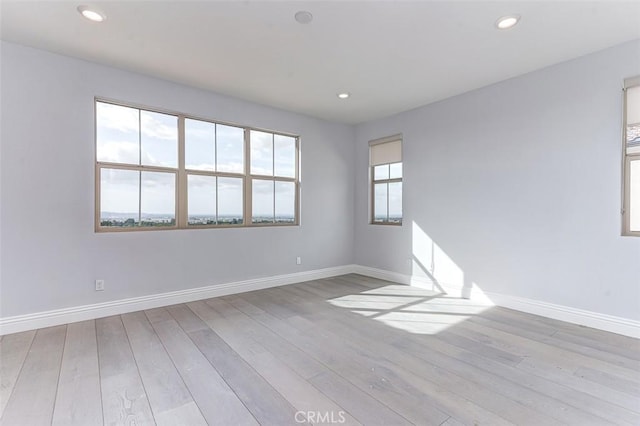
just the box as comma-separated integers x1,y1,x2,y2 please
623,77,640,236
370,135,402,225
95,100,299,231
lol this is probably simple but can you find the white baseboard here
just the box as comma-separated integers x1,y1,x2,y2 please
353,266,640,339
483,291,640,339
3,264,639,339
0,265,353,335
351,265,435,289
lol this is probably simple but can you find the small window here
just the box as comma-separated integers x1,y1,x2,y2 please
623,76,640,236
370,136,402,225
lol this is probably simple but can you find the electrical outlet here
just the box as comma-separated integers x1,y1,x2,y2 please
296,256,302,265
95,279,105,291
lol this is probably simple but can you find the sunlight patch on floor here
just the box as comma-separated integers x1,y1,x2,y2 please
328,284,493,334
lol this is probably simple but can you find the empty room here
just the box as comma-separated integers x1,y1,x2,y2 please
1,1,639,425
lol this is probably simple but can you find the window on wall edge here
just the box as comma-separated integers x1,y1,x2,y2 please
623,76,640,236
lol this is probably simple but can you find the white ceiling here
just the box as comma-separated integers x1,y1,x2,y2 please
2,1,639,124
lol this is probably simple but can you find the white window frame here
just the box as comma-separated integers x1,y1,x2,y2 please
95,98,300,232
622,77,640,237
369,134,403,225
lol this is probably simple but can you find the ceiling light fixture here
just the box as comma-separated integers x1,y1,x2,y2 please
77,5,106,22
495,15,520,30
295,11,313,24
337,92,350,99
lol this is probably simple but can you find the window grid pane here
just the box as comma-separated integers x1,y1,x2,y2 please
374,183,388,222
374,165,390,181
141,111,178,168
96,102,140,165
140,172,176,227
185,119,215,171
274,134,296,178
250,130,274,176
187,174,217,226
100,168,140,227
218,177,244,225
217,124,245,173
388,181,403,224
275,181,295,223
389,162,402,179
252,179,275,223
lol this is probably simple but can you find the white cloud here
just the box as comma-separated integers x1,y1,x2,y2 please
97,102,138,134
141,110,177,141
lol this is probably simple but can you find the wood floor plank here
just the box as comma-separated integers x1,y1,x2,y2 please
308,370,413,426
426,332,638,425
148,308,259,426
440,417,467,426
52,320,103,426
0,330,35,418
200,299,360,425
495,307,639,349
487,306,640,351
449,316,640,413
435,328,525,367
1,325,66,426
165,304,209,333
196,299,362,425
121,311,207,426
574,365,640,396
236,295,499,426
180,301,301,426
461,314,640,383
223,297,333,380
474,309,640,370
518,355,640,415
96,315,155,426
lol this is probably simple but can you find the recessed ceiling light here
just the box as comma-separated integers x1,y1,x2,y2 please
77,5,106,22
295,11,313,24
337,92,350,99
496,15,520,30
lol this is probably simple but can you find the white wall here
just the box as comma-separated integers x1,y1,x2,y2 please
0,42,355,318
355,40,640,321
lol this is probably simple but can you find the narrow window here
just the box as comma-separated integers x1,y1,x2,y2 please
623,76,640,236
185,119,245,226
250,131,298,224
370,136,402,225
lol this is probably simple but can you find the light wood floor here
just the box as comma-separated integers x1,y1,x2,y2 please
1,274,639,425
